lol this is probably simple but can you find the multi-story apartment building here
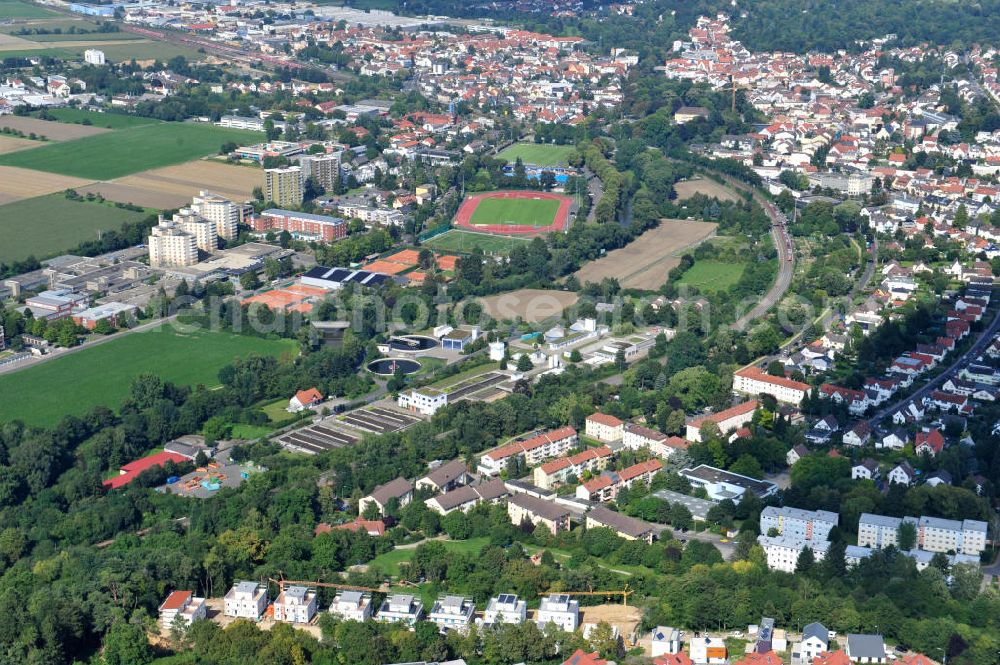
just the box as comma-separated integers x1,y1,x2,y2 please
507,493,571,535
857,513,907,549
191,190,241,240
760,506,838,542
173,208,218,253
358,477,413,517
685,400,758,442
533,445,613,490
428,595,475,632
536,594,579,632
757,533,830,572
329,591,373,622
621,423,688,459
397,387,447,416
576,459,662,502
273,585,317,624
484,594,526,625
158,590,207,630
857,513,988,556
478,426,578,476
732,367,810,405
265,166,303,207
84,48,105,65
148,217,198,268
585,412,624,441
301,152,342,191
223,581,268,619
252,209,348,243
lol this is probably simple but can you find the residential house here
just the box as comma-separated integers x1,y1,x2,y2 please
656,654,694,665
877,429,908,450
798,623,829,662
377,594,424,626
158,591,207,630
484,593,526,625
508,493,571,534
429,595,475,633
852,459,880,481
820,384,870,415
915,429,945,456
925,470,953,487
576,459,662,502
329,591,373,622
815,651,852,665
224,581,268,619
652,626,682,657
842,422,872,447
787,444,809,466
359,477,413,516
536,594,580,632
562,650,608,665
585,413,624,442
478,426,578,476
845,635,887,664
416,459,472,494
690,636,728,664
273,585,317,624
288,388,323,412
888,461,916,485
805,416,839,444
586,505,656,543
533,446,613,490
734,653,782,665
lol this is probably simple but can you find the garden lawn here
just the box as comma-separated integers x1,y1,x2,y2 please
0,194,153,264
34,108,160,130
0,123,260,179
262,398,292,422
368,537,490,576
675,260,745,291
423,229,531,255
497,143,576,167
0,328,298,426
468,197,560,227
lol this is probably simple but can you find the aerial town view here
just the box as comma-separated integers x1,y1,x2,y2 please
2,0,1000,663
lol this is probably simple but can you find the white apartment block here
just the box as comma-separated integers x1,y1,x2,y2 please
148,217,198,268
484,593,526,625
536,594,579,632
858,513,988,556
224,581,268,619
397,387,448,416
622,423,679,458
428,595,475,632
757,533,830,572
732,367,810,405
158,590,207,630
84,49,106,65
477,426,577,476
191,190,241,240
533,446,613,490
173,208,218,252
273,585,317,624
329,591,373,622
377,594,424,626
585,412,624,442
336,202,404,226
857,513,905,549
760,506,838,542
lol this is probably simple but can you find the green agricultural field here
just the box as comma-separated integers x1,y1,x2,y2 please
497,143,576,167
28,31,145,42
0,328,298,426
0,47,73,59
0,0,58,18
0,123,260,179
675,260,746,291
34,108,160,130
468,196,560,227
0,194,153,264
423,229,531,255
83,40,203,62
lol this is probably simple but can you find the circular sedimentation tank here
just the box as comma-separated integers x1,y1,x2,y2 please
367,357,422,375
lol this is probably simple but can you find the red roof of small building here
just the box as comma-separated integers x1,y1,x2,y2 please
735,652,782,665
587,412,624,428
563,649,608,665
104,451,188,490
294,388,323,406
159,590,193,611
656,654,694,665
689,400,758,429
815,651,851,665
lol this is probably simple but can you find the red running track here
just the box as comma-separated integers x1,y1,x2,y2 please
453,190,573,234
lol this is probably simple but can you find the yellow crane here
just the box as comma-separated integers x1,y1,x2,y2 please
554,584,634,606
267,576,385,595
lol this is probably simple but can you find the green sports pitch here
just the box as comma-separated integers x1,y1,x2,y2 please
423,229,531,254
468,196,561,227
497,143,577,167
0,123,260,179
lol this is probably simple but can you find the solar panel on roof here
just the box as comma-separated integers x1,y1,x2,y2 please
497,594,513,604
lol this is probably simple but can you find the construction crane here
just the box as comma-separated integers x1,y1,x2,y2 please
721,75,750,113
554,584,634,606
268,576,384,595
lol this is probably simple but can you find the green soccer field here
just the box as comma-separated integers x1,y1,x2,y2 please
497,143,576,167
423,229,531,254
0,328,299,426
468,196,561,227
0,194,153,264
0,123,260,179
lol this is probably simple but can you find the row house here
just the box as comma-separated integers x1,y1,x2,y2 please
425,478,509,515
819,384,869,416
533,446,613,490
576,459,662,502
477,426,578,476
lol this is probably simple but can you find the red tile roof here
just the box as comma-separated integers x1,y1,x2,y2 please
735,366,810,392
735,652,782,665
689,400,758,428
814,651,851,665
294,388,323,406
159,590,193,611
104,451,189,490
563,649,608,665
656,654,694,665
587,412,624,428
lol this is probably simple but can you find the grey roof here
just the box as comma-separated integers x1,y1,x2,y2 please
847,634,885,659
858,513,902,528
368,477,413,505
509,493,570,522
803,623,828,643
431,478,507,511
587,505,654,538
422,459,469,489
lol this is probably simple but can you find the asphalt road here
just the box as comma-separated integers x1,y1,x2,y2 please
868,295,1000,427
732,196,795,331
